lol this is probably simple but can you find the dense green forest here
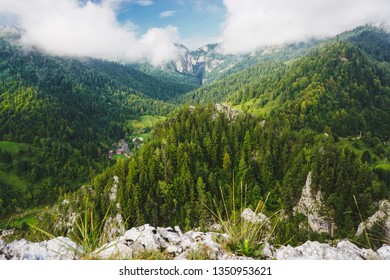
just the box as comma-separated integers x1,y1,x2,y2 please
0,33,197,217
1,26,390,246
180,28,390,140
43,105,388,244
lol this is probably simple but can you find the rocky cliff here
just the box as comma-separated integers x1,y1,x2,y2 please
294,172,337,235
173,43,244,85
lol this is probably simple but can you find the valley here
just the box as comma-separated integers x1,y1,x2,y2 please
0,25,390,259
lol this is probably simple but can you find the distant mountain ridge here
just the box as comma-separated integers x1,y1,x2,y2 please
172,39,322,85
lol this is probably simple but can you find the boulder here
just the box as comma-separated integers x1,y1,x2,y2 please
336,240,379,260
241,208,268,224
93,238,140,259
377,245,390,260
122,224,161,251
262,242,276,259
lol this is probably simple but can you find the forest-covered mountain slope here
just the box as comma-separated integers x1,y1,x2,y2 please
179,26,390,140
2,26,390,247
41,105,388,246
173,39,321,85
0,33,197,216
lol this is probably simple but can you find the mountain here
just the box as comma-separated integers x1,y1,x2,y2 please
2,25,390,250
179,26,390,140
172,39,322,85
0,30,197,215
172,43,244,84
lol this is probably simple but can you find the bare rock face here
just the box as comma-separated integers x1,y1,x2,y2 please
294,172,336,235
356,200,390,238
175,45,193,74
377,245,390,260
212,103,241,121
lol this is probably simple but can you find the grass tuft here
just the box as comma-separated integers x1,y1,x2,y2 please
205,182,279,259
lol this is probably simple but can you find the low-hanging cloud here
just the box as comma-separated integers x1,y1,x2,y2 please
0,0,178,65
220,0,390,54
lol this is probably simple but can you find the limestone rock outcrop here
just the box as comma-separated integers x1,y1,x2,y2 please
0,237,81,260
294,172,336,235
356,200,390,238
276,240,382,260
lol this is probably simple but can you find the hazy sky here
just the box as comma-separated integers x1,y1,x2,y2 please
0,0,389,64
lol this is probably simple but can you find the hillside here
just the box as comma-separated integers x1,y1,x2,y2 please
173,40,321,85
0,32,197,217
1,26,390,252
37,104,388,248
179,26,390,140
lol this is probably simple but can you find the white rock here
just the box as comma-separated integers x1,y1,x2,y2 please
202,233,223,259
157,227,182,245
113,176,119,184
174,226,183,236
213,103,241,120
336,240,379,260
262,243,275,259
102,214,125,243
293,172,336,235
185,231,205,241
356,200,390,237
0,239,6,251
179,237,192,250
61,199,69,205
1,237,79,260
45,237,81,260
166,245,179,254
123,224,161,251
241,208,270,227
94,238,137,260
377,245,390,260
276,241,362,260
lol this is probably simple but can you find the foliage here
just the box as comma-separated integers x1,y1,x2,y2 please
185,243,212,260
2,25,390,246
179,26,390,141
41,102,388,243
0,35,195,216
208,189,277,259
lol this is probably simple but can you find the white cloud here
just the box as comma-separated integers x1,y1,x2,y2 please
0,0,177,65
159,10,179,18
134,0,153,6
221,0,390,54
181,35,220,51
